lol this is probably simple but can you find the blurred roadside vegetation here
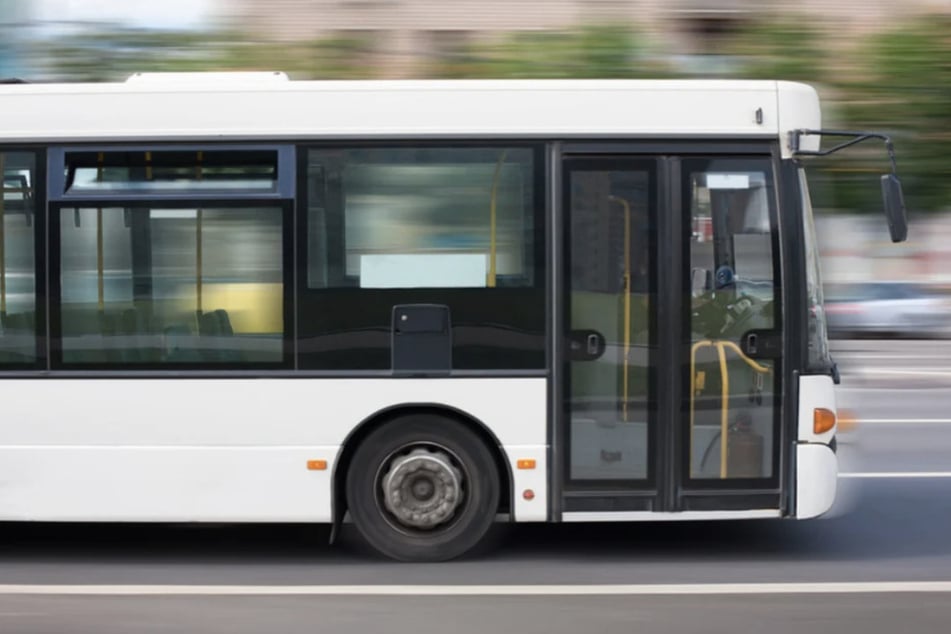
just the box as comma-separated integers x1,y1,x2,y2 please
39,13,951,214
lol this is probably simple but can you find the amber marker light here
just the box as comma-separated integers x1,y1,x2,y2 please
814,408,836,435
517,459,536,470
306,460,328,471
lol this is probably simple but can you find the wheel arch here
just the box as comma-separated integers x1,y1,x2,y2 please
331,403,514,530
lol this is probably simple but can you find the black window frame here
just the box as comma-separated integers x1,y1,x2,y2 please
49,144,296,202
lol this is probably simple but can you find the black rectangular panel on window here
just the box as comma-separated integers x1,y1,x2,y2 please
0,151,39,366
300,145,545,371
57,204,287,367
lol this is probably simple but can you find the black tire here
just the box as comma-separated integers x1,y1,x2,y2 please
345,414,500,562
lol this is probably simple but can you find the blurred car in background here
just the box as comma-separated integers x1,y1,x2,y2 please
825,281,948,338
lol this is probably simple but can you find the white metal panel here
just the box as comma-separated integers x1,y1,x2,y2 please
562,510,781,522
0,446,335,522
777,81,822,158
0,80,782,141
798,374,837,443
505,445,548,521
795,443,838,519
0,378,547,522
0,378,546,447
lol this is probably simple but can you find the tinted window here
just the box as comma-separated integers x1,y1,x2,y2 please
64,149,279,195
301,145,544,371
0,151,38,365
59,205,285,366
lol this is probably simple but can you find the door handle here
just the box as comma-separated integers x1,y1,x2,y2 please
746,333,758,355
587,333,600,355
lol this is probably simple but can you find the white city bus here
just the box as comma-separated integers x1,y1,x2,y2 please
0,74,906,561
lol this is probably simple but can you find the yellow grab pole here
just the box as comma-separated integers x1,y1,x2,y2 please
195,151,203,313
0,154,6,318
715,342,731,478
690,340,714,477
488,150,508,288
608,195,632,422
96,153,104,312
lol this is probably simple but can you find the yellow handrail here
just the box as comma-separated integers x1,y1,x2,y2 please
609,195,632,422
96,152,104,313
0,154,5,318
487,150,508,288
195,151,203,313
689,338,772,478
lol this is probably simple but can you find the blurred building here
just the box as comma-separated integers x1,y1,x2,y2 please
220,0,951,76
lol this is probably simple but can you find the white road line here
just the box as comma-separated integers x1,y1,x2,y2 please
857,369,951,377
849,419,951,424
838,355,950,360
1,582,951,596
839,472,951,479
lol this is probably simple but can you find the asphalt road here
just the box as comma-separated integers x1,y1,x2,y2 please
0,338,949,633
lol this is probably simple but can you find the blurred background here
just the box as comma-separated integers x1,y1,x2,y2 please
2,0,950,336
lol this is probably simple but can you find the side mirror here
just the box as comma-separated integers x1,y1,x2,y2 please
881,174,908,243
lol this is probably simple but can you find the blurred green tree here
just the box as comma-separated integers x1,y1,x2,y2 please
43,29,378,81
432,25,672,79
841,16,951,214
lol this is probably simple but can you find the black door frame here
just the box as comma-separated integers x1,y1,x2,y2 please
555,141,785,517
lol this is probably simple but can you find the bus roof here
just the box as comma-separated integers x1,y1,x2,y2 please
0,77,820,154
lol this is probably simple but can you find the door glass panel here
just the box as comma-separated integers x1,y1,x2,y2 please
685,158,780,481
0,152,38,365
566,163,655,483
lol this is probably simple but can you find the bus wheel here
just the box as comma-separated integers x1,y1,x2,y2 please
345,414,500,562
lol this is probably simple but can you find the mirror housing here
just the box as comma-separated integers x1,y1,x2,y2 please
791,129,909,243
881,174,908,243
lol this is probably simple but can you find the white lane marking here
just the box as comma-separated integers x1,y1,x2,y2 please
848,419,951,424
1,582,951,596
837,354,950,360
839,472,951,479
857,369,951,377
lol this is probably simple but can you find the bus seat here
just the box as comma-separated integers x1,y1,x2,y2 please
117,307,159,363
199,309,240,362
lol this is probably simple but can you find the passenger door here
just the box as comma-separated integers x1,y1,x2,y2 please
560,150,783,515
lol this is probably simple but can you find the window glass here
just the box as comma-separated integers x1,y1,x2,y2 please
301,146,544,371
0,152,38,364
64,150,278,194
800,169,831,371
686,158,779,481
307,147,535,289
59,206,284,365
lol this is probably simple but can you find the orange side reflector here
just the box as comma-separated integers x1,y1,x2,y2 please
814,408,836,435
306,460,328,471
517,459,536,470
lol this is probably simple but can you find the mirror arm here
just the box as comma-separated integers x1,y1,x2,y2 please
790,129,899,176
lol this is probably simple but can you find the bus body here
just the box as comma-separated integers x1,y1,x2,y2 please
0,76,888,561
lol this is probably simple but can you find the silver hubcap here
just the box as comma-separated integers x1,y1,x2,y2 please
381,448,463,530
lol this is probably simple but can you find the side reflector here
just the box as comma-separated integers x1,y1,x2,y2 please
517,459,536,470
306,460,328,471
523,489,535,501
814,408,836,435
